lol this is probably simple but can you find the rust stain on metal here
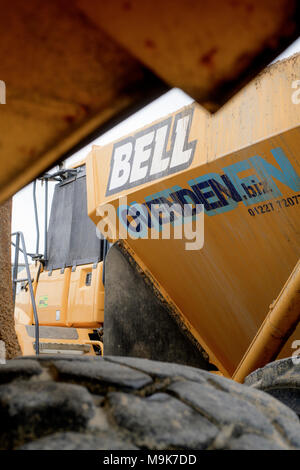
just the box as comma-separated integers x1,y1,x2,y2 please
0,0,165,204
144,39,157,50
199,48,218,68
79,0,299,110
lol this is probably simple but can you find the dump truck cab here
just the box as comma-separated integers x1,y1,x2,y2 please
14,164,105,356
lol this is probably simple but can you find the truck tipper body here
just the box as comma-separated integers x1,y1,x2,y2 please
14,55,300,382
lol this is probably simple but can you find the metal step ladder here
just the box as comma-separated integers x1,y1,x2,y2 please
11,231,40,355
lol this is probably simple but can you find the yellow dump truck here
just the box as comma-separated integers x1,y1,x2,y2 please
15,54,300,369
8,54,300,450
14,163,105,358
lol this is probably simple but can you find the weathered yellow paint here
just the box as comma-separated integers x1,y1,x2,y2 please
16,261,104,328
0,0,162,205
15,262,104,355
79,0,299,110
87,55,300,376
14,261,104,356
67,262,104,327
35,268,71,326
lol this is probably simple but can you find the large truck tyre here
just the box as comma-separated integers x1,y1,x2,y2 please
245,357,300,418
0,356,299,450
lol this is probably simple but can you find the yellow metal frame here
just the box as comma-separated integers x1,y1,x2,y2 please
234,258,300,382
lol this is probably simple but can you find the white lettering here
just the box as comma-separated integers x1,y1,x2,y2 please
150,125,170,176
130,131,154,183
170,115,193,168
109,141,133,191
0,80,5,104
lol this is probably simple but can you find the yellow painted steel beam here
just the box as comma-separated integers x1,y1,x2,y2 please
233,259,300,382
78,0,300,111
0,0,165,205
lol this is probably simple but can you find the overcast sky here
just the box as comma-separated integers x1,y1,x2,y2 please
12,37,300,259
